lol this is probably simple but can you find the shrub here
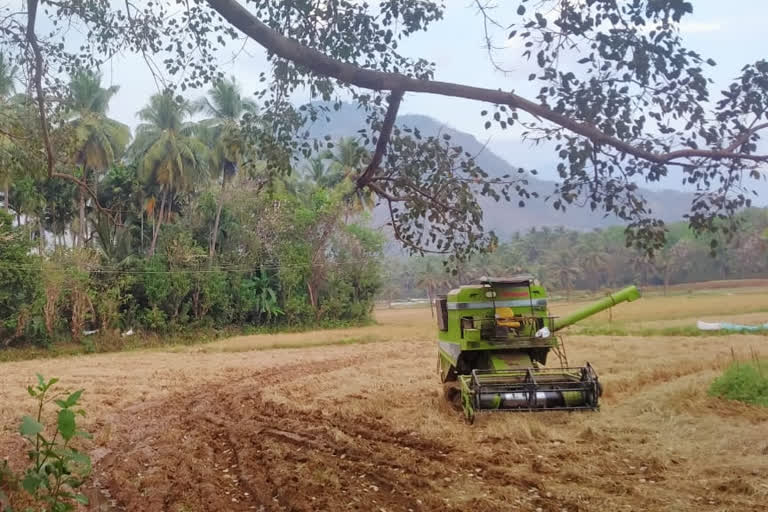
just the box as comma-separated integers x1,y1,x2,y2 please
0,375,93,511
141,306,168,332
0,211,42,346
709,360,768,407
191,270,231,324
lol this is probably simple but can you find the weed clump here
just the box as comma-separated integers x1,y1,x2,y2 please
709,360,768,407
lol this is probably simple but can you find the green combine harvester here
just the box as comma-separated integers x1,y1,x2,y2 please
436,276,640,423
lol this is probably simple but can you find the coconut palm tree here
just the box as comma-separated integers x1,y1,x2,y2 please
0,53,19,211
65,71,131,246
304,157,330,186
194,77,258,263
0,53,16,98
320,137,375,214
193,76,257,121
130,92,208,256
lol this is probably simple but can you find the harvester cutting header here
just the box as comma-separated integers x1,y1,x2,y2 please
436,275,640,423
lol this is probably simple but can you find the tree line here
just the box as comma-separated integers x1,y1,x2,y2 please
383,208,768,302
0,66,383,348
4,1,766,264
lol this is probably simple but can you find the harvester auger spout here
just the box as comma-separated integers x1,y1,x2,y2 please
553,285,641,331
435,276,641,423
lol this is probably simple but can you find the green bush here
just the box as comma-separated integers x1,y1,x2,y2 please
191,270,231,325
0,185,384,351
709,360,768,407
0,211,42,346
141,306,168,332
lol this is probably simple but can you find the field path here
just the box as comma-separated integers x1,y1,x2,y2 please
1,307,767,511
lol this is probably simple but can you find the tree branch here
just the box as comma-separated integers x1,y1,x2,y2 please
366,181,417,203
51,172,117,222
383,197,447,255
357,89,403,188
206,0,768,166
25,0,55,176
724,122,768,153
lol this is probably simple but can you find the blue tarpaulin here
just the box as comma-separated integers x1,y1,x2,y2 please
697,320,768,332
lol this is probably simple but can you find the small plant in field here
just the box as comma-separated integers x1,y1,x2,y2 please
1,459,17,511
709,355,768,408
15,375,92,511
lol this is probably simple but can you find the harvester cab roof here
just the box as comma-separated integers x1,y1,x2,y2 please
472,274,536,285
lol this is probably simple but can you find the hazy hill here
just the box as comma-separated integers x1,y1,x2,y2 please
305,104,692,238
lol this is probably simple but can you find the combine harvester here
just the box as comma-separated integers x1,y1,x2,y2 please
436,276,640,423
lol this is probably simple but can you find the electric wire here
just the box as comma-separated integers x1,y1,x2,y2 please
0,257,382,274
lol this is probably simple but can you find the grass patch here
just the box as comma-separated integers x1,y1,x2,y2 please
574,325,768,337
709,360,768,407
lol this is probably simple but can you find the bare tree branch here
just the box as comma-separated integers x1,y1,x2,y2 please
51,171,118,220
357,89,403,188
25,0,55,176
206,0,768,166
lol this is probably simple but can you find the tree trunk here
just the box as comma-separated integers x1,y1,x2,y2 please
38,220,45,255
3,178,8,211
149,190,167,257
78,185,86,248
209,177,227,266
165,191,173,223
141,209,144,253
307,281,318,314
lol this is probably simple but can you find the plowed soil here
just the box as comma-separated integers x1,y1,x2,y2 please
2,303,768,511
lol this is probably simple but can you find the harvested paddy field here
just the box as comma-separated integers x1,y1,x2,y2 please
1,289,767,511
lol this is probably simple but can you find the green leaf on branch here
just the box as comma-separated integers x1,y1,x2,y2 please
57,409,76,441
20,416,44,438
55,390,84,409
21,472,42,494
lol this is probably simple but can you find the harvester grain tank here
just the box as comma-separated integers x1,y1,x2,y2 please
436,276,640,422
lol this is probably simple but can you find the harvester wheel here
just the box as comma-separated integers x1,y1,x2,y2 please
442,382,462,411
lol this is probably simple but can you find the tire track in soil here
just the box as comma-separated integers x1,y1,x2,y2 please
87,348,762,512
91,352,554,512
92,354,373,511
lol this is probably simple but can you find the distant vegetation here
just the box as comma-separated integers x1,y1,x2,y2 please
383,208,768,301
0,72,383,349
3,69,768,353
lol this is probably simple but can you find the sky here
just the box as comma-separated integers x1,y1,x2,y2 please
98,0,768,196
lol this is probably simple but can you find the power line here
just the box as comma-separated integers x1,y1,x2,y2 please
0,257,382,274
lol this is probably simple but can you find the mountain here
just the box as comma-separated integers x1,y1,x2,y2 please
305,103,693,238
